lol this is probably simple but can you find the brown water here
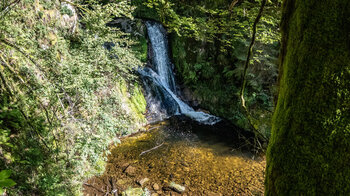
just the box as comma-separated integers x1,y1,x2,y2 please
84,117,265,195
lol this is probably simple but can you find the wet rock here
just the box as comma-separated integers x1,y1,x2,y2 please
153,183,160,191
124,165,136,176
122,187,150,196
122,188,144,196
167,182,185,193
137,178,150,186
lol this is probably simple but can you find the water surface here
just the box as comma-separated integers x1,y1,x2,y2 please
84,117,265,195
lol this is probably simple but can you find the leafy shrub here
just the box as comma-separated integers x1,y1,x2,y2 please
0,0,146,195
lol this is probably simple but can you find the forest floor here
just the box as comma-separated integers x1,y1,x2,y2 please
84,118,266,196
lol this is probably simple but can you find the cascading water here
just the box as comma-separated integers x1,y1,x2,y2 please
139,21,221,125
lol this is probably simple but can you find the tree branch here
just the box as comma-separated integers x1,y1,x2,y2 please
239,0,267,142
229,0,240,12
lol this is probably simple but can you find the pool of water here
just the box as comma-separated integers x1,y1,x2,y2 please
84,116,266,195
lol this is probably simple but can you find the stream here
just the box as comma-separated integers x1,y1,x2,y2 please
83,22,265,195
83,117,265,195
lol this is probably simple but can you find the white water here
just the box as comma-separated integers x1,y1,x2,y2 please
140,21,220,125
146,21,176,92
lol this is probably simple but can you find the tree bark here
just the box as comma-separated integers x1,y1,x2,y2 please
265,0,350,195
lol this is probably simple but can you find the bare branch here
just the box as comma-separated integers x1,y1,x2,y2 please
140,142,164,156
239,0,268,142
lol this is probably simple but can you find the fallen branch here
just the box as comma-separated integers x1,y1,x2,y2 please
140,142,164,156
147,126,160,132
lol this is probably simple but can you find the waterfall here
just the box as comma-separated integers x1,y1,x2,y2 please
139,21,221,125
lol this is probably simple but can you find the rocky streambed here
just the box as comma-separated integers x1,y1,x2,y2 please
83,117,265,196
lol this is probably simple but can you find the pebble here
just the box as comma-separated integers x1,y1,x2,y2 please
124,165,136,176
153,183,160,191
137,178,150,186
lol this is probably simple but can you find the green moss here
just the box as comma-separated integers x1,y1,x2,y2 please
130,83,147,120
132,36,148,63
119,80,147,124
265,0,350,195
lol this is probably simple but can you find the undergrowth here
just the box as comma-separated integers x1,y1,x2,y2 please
0,0,146,195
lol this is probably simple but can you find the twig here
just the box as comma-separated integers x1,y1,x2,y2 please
140,142,164,156
147,126,160,131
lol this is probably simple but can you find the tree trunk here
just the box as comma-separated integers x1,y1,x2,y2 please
265,0,350,195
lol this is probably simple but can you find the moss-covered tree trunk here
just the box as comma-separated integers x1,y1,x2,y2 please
265,0,350,195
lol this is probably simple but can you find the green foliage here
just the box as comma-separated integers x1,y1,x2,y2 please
0,0,146,195
60,5,73,16
0,170,16,194
136,0,280,135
